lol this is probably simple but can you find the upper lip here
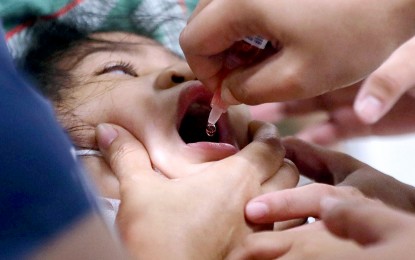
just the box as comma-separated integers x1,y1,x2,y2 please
177,82,237,146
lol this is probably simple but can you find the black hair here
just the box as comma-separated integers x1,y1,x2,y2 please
21,21,89,101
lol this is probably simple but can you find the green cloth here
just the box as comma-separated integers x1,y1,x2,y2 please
0,0,198,58
0,0,73,30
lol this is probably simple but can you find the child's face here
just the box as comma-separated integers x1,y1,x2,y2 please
58,32,251,179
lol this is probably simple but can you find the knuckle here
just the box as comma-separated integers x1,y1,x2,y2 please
369,71,404,97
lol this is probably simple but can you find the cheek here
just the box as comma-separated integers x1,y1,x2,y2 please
99,86,155,125
67,90,152,144
108,99,153,135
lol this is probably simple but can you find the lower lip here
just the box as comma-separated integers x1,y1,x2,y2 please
187,142,239,157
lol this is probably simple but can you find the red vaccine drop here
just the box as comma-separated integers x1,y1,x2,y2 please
206,123,216,137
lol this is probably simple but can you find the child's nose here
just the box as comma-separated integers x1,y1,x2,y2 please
154,63,197,89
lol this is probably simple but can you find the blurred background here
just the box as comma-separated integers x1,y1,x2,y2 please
343,135,415,186
275,114,415,187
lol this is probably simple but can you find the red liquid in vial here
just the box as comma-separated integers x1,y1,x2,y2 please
225,37,268,69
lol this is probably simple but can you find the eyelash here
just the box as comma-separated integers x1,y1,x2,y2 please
97,61,138,77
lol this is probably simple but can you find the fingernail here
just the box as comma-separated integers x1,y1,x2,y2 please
320,197,340,212
354,95,383,124
96,123,118,149
246,202,269,220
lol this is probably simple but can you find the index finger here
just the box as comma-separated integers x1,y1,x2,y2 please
355,35,415,124
245,184,365,223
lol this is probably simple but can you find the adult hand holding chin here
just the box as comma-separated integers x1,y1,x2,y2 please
95,122,298,259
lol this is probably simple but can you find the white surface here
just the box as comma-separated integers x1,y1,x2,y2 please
342,134,415,186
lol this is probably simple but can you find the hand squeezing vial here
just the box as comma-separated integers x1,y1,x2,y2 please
206,36,269,137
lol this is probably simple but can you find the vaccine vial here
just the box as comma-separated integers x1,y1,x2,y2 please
207,87,229,125
206,36,269,137
225,36,269,69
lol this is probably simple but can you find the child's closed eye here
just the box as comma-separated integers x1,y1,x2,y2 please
97,61,138,77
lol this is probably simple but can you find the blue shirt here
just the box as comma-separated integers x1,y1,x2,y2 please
0,24,95,259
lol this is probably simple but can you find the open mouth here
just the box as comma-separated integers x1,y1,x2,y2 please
177,83,235,145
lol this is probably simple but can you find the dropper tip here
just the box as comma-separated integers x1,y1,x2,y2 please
208,105,224,125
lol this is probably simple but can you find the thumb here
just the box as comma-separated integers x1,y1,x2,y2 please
321,197,408,245
180,0,273,92
96,123,153,180
354,35,415,124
